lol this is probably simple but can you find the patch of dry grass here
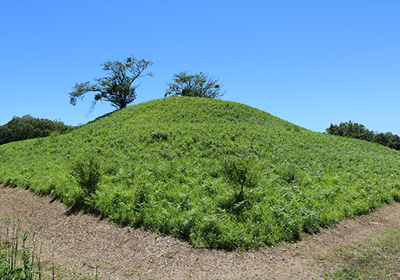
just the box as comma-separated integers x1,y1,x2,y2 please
324,227,400,279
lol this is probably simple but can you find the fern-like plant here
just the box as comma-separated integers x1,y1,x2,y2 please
222,157,256,213
71,156,101,211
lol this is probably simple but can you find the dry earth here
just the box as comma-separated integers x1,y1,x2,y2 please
1,185,400,279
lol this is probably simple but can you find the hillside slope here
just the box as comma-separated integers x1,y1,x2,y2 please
1,97,399,249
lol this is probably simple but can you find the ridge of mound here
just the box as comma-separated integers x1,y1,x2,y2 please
1,97,400,249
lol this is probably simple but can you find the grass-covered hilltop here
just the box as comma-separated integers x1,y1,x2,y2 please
1,97,400,250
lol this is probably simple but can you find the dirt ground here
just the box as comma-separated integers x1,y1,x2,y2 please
1,185,399,280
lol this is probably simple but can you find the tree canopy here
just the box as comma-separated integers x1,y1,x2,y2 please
326,121,400,150
0,115,72,145
165,72,224,98
69,56,153,111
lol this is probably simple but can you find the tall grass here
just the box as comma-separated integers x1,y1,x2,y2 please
0,216,44,279
70,156,102,211
1,97,400,250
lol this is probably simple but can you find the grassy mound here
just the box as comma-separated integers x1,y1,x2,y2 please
1,97,400,250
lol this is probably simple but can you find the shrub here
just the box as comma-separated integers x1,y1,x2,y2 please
165,72,224,98
71,156,101,208
221,157,257,213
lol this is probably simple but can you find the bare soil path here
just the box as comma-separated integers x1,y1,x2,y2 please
1,185,400,279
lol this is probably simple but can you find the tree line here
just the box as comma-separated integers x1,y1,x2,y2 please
0,115,72,145
326,121,400,150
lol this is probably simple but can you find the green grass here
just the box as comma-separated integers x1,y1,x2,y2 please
324,228,400,279
1,97,400,250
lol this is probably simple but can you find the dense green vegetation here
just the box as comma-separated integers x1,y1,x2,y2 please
1,97,400,250
0,115,72,145
326,121,400,151
165,71,224,98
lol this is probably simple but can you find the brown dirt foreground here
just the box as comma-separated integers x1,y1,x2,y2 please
1,185,400,280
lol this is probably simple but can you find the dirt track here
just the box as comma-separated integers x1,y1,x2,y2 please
1,185,400,279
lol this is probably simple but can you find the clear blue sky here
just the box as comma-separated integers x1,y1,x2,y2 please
1,0,399,134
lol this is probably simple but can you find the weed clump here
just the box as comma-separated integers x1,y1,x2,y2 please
220,157,257,213
71,156,101,209
0,216,44,279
